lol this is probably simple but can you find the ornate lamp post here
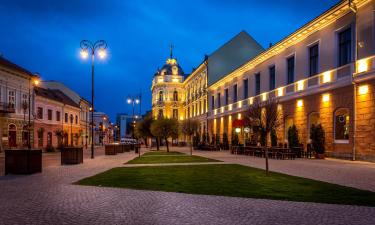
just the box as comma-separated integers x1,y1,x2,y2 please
80,40,107,159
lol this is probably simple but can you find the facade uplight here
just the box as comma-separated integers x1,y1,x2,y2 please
322,71,332,83
262,93,267,101
277,87,284,97
358,85,369,95
297,99,303,107
357,59,368,73
322,94,330,102
297,80,304,91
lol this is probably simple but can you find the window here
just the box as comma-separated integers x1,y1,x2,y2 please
243,79,248,99
65,113,68,123
269,66,276,90
334,108,350,142
225,89,229,105
56,111,61,121
47,109,52,120
158,91,163,102
75,115,78,124
233,84,238,102
47,132,52,147
173,109,178,119
217,93,221,108
37,107,43,119
8,90,15,109
338,28,352,67
211,96,214,110
70,114,73,123
22,94,28,113
287,56,295,84
309,44,319,76
255,73,261,95
173,91,178,101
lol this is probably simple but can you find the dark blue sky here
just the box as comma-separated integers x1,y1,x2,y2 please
0,0,338,121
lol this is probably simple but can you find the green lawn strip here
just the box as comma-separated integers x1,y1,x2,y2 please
126,154,220,164
76,164,375,207
142,151,185,156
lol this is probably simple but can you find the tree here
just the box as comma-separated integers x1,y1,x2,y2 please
180,119,199,155
287,125,300,148
150,118,179,152
246,98,282,176
135,114,153,147
310,124,325,155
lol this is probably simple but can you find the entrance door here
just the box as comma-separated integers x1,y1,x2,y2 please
8,124,17,148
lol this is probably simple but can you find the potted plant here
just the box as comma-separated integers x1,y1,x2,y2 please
310,124,325,159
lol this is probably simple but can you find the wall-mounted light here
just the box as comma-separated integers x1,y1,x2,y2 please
262,93,267,101
357,59,369,73
297,99,303,107
297,80,304,91
235,127,241,133
322,71,332,83
238,113,241,119
214,109,217,115
221,107,224,113
228,104,232,111
277,87,284,97
358,85,369,95
249,97,254,105
238,101,242,108
322,94,330,102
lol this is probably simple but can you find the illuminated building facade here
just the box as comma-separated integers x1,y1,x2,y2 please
207,0,375,161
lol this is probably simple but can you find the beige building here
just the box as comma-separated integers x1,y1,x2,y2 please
0,56,38,150
207,0,375,161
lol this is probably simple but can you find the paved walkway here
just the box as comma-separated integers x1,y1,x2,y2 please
0,147,374,225
178,148,375,192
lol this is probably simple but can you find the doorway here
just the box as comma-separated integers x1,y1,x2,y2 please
8,124,17,148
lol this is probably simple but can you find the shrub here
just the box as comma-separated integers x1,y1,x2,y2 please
222,133,229,150
231,132,239,146
287,125,300,148
310,124,325,154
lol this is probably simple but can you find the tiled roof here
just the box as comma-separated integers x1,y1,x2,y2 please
34,87,80,108
0,56,35,77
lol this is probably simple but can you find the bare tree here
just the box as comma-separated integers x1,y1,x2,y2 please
246,97,282,176
180,119,199,156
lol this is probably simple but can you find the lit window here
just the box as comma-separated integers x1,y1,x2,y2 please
334,108,350,142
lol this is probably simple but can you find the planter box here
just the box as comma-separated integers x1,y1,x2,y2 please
61,147,83,165
115,144,124,153
5,149,42,175
105,145,117,155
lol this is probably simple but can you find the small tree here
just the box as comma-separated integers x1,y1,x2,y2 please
215,133,220,148
150,118,179,152
231,132,239,146
310,124,325,155
287,125,300,148
246,98,282,176
180,119,199,155
135,114,153,148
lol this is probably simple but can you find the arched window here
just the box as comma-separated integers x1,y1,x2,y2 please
158,91,163,102
334,108,350,143
47,132,52,147
173,91,178,101
308,112,320,141
173,109,178,119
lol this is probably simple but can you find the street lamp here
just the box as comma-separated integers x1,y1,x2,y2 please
28,76,39,150
80,40,107,159
126,95,140,138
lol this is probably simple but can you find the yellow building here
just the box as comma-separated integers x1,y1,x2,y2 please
151,51,185,120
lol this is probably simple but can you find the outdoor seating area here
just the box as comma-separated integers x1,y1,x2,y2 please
231,144,314,160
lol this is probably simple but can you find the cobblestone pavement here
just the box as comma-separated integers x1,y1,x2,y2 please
0,147,374,225
177,148,375,192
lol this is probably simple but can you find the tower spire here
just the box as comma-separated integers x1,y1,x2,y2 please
169,44,174,59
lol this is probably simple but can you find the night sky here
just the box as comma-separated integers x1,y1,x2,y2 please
0,0,338,121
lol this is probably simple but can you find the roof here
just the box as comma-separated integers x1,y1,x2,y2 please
0,56,36,78
34,87,80,108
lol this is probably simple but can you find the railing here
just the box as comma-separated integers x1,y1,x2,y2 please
210,62,355,117
0,102,15,113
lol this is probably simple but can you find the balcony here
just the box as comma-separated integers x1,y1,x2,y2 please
0,102,15,113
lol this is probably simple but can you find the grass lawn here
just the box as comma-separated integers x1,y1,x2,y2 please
126,151,220,164
77,164,375,207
